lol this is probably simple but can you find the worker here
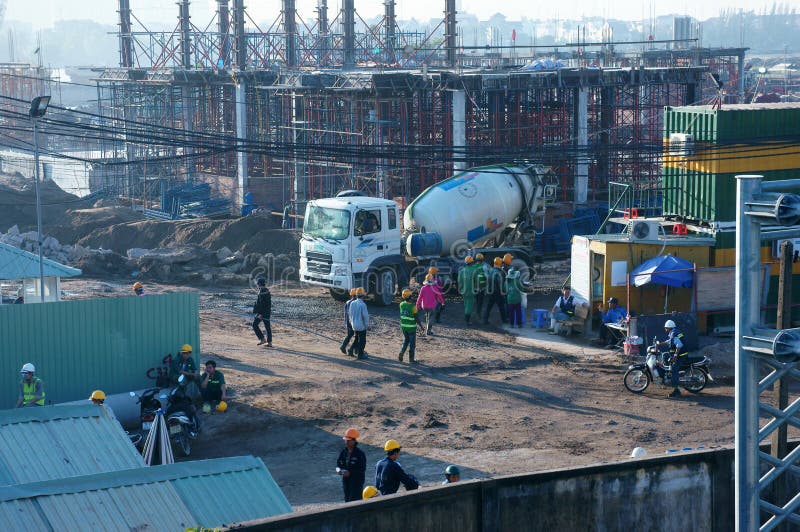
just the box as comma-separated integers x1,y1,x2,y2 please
199,359,227,405
253,277,273,347
375,439,419,495
348,287,369,359
505,266,524,328
336,427,367,502
458,256,478,325
474,253,488,317
428,266,445,323
340,288,357,357
16,363,45,408
482,257,508,325
416,274,444,335
596,297,628,349
502,253,513,273
132,281,145,296
170,344,200,385
89,389,116,419
657,319,688,398
281,203,293,229
550,287,575,334
442,465,461,485
399,288,423,363
362,485,379,500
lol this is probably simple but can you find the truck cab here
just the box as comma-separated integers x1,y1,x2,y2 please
299,196,403,305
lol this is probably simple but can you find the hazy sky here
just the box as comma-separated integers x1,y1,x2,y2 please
5,0,776,29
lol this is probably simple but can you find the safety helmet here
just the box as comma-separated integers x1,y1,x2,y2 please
503,253,513,265
493,257,503,267
464,255,474,264
362,485,379,499
89,390,106,402
630,447,647,458
401,288,413,299
428,267,438,275
607,297,618,305
664,319,676,329
132,282,143,292
216,400,228,412
20,363,35,374
445,465,461,476
343,427,360,440
475,253,484,261
384,439,401,452
202,403,212,414
424,273,433,282
354,287,366,297
349,288,357,296
180,344,192,353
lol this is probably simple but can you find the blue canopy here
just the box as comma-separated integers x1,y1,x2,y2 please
630,255,694,288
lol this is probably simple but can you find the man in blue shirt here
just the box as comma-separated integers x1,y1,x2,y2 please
375,439,419,495
597,297,628,349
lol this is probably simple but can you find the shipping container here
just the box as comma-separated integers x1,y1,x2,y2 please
662,103,800,223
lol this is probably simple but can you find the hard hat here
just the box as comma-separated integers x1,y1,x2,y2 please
475,253,484,261
180,344,192,353
362,485,379,499
493,257,503,267
89,390,106,401
424,273,433,281
355,287,366,297
216,400,228,412
349,288,357,296
384,439,401,452
202,403,212,414
630,447,647,458
20,363,35,374
503,253,513,265
428,267,438,275
445,465,461,476
664,319,676,329
607,297,618,305
343,427,360,440
401,288,413,299
132,282,143,291
464,255,474,264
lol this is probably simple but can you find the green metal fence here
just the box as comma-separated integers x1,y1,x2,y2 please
0,293,200,409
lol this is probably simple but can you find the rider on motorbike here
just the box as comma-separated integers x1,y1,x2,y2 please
654,319,688,398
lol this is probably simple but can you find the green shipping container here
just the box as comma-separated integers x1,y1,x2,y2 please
662,103,800,223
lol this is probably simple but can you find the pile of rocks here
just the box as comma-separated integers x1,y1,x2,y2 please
0,225,94,264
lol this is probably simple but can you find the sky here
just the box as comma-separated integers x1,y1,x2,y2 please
5,0,776,29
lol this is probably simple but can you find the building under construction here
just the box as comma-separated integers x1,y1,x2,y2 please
89,1,748,216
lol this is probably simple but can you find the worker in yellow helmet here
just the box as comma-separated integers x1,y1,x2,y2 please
398,288,423,363
170,343,200,386
482,257,509,325
473,253,488,317
336,427,367,502
132,281,145,296
417,273,444,336
375,439,419,495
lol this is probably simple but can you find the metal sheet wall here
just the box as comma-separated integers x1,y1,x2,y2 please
0,293,199,409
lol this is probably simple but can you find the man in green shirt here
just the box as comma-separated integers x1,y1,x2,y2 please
200,360,227,403
170,344,200,385
458,255,479,325
398,289,422,363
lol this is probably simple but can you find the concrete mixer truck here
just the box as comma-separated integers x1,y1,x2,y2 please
299,164,555,305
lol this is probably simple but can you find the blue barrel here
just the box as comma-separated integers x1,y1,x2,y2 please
407,232,443,257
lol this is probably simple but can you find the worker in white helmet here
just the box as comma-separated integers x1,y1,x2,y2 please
16,363,45,407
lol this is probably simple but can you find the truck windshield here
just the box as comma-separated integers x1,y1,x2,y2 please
303,205,350,240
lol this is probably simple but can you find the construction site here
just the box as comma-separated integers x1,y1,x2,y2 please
0,0,799,531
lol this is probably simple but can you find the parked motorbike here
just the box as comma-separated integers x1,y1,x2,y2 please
164,374,200,457
129,387,164,448
623,337,713,394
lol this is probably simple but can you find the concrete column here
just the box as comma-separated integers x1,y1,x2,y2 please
217,0,230,68
283,0,297,68
117,0,134,68
317,0,328,66
236,83,248,207
179,0,192,68
574,87,588,205
181,85,195,181
342,0,355,68
384,0,396,64
292,93,306,202
444,0,457,67
233,0,247,69
737,51,746,104
451,89,466,171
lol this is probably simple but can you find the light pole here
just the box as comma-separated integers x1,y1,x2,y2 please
29,96,50,303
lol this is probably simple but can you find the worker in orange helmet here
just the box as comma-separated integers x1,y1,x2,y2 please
336,427,367,502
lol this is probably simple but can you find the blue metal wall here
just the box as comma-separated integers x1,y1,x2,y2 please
0,293,199,409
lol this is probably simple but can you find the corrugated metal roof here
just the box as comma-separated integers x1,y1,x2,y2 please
0,456,292,530
0,242,82,279
670,102,800,112
0,404,144,486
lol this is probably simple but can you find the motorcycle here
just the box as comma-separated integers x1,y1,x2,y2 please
129,386,164,448
623,337,713,394
130,375,199,456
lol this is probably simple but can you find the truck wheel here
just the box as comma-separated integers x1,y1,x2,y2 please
375,268,396,306
330,288,350,301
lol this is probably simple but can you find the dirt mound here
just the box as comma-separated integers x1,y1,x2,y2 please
0,173,91,232
48,207,143,244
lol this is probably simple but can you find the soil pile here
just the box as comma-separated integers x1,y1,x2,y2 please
0,173,91,231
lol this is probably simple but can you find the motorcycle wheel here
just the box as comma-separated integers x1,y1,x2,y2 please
624,368,650,393
682,368,708,394
178,429,192,456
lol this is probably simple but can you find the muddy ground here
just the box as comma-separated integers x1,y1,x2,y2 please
65,277,739,513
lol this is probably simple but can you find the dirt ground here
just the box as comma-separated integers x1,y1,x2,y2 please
64,277,737,513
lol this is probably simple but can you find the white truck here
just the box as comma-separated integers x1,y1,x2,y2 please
299,164,554,305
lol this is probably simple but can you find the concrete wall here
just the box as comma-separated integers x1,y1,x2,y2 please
236,448,734,531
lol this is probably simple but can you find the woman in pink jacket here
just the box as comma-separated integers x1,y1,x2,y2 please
417,274,445,335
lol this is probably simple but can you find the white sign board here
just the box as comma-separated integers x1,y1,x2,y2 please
570,236,591,302
611,261,628,287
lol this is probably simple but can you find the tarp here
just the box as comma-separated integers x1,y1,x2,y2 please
630,255,694,288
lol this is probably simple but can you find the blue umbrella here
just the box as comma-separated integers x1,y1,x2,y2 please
630,255,694,288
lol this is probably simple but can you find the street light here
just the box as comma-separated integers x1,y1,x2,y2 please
29,95,50,302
